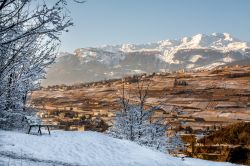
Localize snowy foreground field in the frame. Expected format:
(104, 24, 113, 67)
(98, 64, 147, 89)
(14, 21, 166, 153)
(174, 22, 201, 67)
(0, 130, 240, 166)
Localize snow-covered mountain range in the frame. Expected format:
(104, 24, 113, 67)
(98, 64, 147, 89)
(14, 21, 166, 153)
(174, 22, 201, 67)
(43, 33, 250, 85)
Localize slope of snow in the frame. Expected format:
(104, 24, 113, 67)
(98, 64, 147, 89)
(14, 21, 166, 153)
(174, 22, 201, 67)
(74, 48, 125, 66)
(223, 56, 233, 63)
(0, 130, 240, 166)
(195, 62, 226, 70)
(183, 158, 241, 166)
(227, 42, 248, 51)
(161, 50, 180, 64)
(189, 55, 203, 63)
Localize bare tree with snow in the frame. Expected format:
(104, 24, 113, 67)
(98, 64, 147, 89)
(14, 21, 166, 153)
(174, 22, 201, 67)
(0, 0, 74, 129)
(108, 77, 185, 153)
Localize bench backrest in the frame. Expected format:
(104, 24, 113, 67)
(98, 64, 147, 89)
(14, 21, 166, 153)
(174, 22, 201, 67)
(25, 115, 41, 125)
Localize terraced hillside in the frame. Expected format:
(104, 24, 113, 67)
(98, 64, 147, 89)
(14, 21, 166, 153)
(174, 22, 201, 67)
(30, 65, 250, 132)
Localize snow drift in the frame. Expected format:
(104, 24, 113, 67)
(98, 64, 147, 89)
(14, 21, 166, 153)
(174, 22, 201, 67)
(0, 130, 239, 166)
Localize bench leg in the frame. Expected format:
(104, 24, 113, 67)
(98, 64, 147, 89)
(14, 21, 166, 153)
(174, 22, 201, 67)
(28, 126, 32, 134)
(38, 126, 42, 135)
(47, 126, 51, 135)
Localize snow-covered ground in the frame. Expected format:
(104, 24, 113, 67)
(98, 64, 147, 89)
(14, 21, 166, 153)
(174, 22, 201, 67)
(0, 130, 240, 166)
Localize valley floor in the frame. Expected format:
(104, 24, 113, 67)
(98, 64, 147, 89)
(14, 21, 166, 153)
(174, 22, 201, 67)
(0, 130, 241, 166)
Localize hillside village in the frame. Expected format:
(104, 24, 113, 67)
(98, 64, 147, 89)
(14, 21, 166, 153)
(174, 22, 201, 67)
(29, 65, 250, 163)
(31, 65, 250, 130)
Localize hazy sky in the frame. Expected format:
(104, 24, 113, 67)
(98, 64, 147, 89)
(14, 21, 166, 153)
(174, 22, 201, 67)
(60, 0, 250, 52)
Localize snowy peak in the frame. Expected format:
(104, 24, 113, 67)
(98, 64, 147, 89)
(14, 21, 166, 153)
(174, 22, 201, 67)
(211, 32, 234, 41)
(189, 33, 204, 47)
(74, 47, 125, 65)
(94, 33, 249, 54)
(71, 32, 250, 70)
(177, 33, 247, 51)
(70, 33, 250, 67)
(220, 33, 233, 41)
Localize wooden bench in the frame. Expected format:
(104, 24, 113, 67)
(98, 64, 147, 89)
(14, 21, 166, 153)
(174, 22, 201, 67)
(27, 124, 54, 135)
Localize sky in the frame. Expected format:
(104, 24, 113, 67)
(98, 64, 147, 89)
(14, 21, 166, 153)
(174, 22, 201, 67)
(60, 0, 250, 52)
